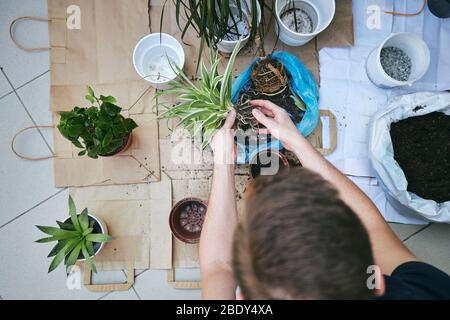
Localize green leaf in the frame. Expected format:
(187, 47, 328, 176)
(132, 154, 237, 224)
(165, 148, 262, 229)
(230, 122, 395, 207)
(81, 242, 97, 273)
(99, 95, 117, 104)
(79, 208, 89, 231)
(65, 242, 82, 270)
(87, 86, 95, 97)
(82, 228, 94, 237)
(85, 240, 95, 256)
(48, 240, 67, 258)
(68, 196, 81, 232)
(36, 225, 80, 238)
(35, 236, 58, 243)
(85, 233, 113, 243)
(101, 102, 121, 116)
(85, 95, 95, 104)
(48, 241, 73, 273)
(56, 221, 76, 231)
(78, 150, 87, 157)
(102, 130, 113, 147)
(72, 140, 84, 149)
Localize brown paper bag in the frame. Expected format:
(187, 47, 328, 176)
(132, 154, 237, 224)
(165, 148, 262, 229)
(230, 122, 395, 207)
(48, 0, 161, 187)
(70, 173, 172, 290)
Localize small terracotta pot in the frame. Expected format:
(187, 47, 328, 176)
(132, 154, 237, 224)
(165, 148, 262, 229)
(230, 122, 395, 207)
(249, 150, 290, 179)
(99, 133, 133, 157)
(169, 197, 208, 244)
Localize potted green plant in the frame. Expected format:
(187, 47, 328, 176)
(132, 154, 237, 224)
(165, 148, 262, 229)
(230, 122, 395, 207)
(35, 196, 112, 273)
(57, 87, 138, 159)
(166, 0, 268, 55)
(157, 40, 242, 148)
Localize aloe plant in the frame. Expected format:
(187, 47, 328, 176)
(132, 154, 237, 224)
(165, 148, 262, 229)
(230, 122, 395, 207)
(158, 39, 242, 148)
(36, 196, 112, 273)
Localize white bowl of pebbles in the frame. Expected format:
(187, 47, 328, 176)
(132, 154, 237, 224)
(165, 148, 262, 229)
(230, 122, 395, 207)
(217, 0, 262, 54)
(133, 33, 185, 89)
(275, 0, 336, 46)
(366, 33, 430, 88)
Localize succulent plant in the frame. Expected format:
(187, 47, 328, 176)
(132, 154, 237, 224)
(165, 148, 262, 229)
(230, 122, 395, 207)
(36, 196, 112, 273)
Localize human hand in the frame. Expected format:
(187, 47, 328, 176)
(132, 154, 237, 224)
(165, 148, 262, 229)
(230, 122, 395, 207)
(251, 100, 304, 152)
(210, 109, 237, 166)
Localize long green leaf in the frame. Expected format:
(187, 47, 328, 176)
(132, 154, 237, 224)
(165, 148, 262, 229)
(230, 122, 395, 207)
(65, 242, 82, 270)
(68, 196, 81, 232)
(81, 242, 97, 273)
(47, 240, 67, 258)
(85, 233, 113, 243)
(36, 226, 80, 238)
(48, 240, 78, 273)
(79, 208, 89, 231)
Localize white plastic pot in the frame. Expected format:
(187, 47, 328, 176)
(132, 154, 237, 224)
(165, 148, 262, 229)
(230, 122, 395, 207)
(275, 0, 335, 47)
(217, 0, 262, 53)
(366, 33, 430, 88)
(63, 214, 108, 261)
(133, 33, 185, 90)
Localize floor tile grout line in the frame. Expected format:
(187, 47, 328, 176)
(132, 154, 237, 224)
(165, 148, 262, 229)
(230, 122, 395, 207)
(402, 223, 433, 242)
(98, 291, 112, 300)
(0, 67, 54, 155)
(122, 270, 142, 300)
(0, 188, 67, 230)
(0, 90, 14, 101)
(0, 69, 50, 102)
(131, 285, 142, 300)
(15, 70, 50, 92)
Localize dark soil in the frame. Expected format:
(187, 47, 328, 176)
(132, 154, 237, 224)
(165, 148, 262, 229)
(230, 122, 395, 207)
(235, 58, 305, 132)
(179, 202, 206, 233)
(390, 112, 450, 203)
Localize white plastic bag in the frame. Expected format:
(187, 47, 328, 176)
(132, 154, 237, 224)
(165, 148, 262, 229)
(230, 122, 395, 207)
(369, 92, 450, 223)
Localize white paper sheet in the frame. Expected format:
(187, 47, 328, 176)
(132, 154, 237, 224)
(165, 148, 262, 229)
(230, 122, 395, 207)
(319, 0, 449, 224)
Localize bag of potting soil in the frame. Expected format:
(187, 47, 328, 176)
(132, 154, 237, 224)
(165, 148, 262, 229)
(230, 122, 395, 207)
(231, 51, 319, 163)
(369, 92, 450, 223)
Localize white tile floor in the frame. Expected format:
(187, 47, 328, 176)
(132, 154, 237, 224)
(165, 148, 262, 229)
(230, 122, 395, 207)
(0, 0, 449, 300)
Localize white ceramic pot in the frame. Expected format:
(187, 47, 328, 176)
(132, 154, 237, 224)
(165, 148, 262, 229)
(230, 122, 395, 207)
(366, 32, 430, 88)
(217, 0, 262, 53)
(64, 214, 108, 261)
(133, 33, 185, 90)
(275, 0, 335, 47)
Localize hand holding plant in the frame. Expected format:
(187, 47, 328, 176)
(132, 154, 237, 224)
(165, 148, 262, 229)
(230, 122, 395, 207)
(57, 87, 138, 159)
(158, 40, 242, 148)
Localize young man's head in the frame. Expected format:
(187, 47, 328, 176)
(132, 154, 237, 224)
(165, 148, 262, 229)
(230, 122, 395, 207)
(233, 168, 376, 299)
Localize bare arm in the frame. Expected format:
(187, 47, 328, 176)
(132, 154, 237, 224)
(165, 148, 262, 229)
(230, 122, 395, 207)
(200, 111, 238, 300)
(251, 100, 417, 275)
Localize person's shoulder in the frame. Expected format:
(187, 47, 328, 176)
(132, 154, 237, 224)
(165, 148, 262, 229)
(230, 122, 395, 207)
(381, 261, 450, 300)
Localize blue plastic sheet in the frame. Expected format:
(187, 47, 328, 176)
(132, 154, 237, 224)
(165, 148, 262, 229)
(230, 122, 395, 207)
(231, 51, 319, 163)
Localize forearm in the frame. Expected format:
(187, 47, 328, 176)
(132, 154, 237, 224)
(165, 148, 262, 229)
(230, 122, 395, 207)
(289, 133, 416, 274)
(200, 164, 238, 273)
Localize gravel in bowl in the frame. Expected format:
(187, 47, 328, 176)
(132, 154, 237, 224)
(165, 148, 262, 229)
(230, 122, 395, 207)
(380, 46, 412, 82)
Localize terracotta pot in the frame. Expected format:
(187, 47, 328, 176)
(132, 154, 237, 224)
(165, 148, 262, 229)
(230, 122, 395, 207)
(169, 197, 208, 244)
(249, 150, 290, 179)
(99, 133, 133, 157)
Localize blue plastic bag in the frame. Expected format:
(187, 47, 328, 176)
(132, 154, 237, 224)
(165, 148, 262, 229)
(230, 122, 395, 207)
(231, 51, 319, 163)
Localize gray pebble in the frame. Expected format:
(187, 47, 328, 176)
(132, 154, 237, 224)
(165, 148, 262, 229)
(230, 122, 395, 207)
(380, 46, 412, 82)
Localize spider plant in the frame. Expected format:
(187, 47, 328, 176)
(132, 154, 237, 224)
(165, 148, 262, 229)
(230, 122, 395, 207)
(157, 39, 242, 148)
(35, 196, 112, 273)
